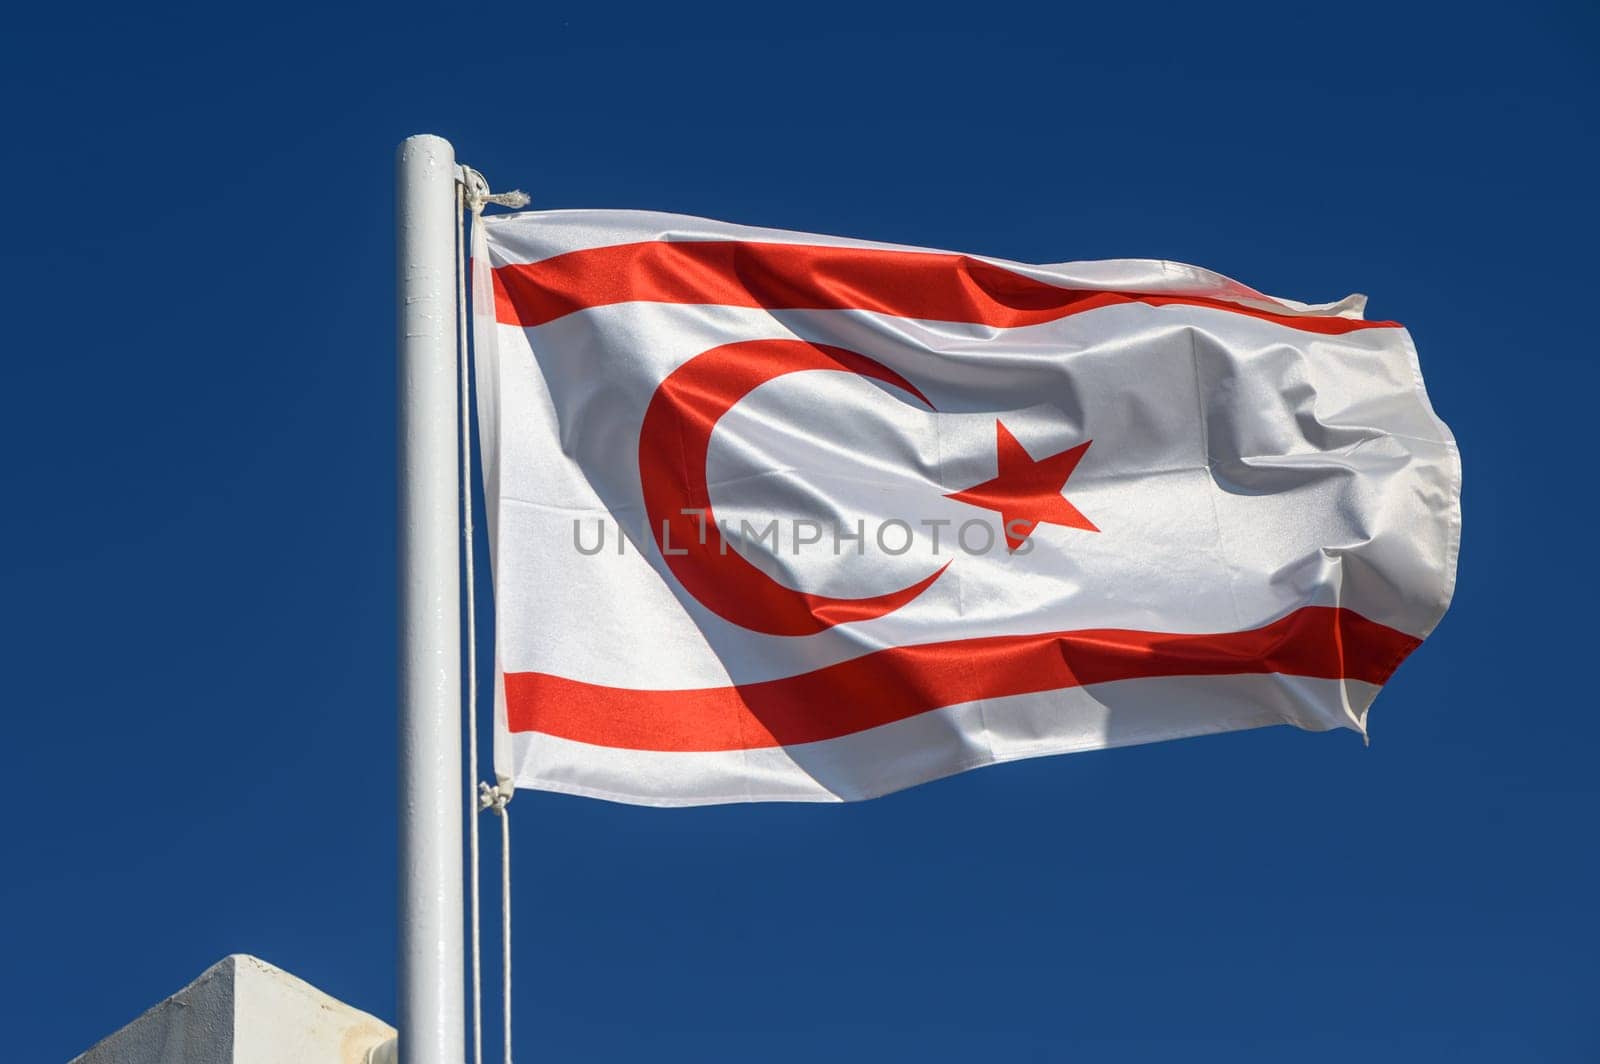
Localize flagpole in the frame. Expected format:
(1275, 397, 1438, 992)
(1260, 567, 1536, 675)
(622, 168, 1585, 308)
(396, 133, 466, 1064)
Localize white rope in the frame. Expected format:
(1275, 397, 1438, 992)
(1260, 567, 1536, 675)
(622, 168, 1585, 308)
(480, 781, 513, 1064)
(454, 177, 485, 1064)
(459, 162, 523, 1064)
(499, 797, 511, 1064)
(462, 168, 530, 212)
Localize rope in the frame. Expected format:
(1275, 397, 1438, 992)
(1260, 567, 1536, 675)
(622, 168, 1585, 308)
(458, 162, 524, 1064)
(480, 782, 513, 1064)
(454, 177, 485, 1064)
(462, 168, 530, 212)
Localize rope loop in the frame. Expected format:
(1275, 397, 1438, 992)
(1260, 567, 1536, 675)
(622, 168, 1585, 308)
(479, 780, 514, 814)
(459, 164, 531, 215)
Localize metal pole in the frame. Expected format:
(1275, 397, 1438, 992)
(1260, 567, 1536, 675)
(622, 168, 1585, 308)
(396, 133, 465, 1064)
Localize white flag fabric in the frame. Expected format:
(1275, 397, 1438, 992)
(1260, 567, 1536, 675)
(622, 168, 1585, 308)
(473, 209, 1460, 806)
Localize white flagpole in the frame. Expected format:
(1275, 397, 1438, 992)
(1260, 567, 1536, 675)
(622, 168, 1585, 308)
(396, 133, 466, 1064)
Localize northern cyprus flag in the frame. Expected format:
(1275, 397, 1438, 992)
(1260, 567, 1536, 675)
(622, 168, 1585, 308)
(473, 210, 1460, 806)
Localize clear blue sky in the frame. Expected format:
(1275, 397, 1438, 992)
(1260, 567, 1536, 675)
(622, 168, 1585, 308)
(4, 3, 1595, 1061)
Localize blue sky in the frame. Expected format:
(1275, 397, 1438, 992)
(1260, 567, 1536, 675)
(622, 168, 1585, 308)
(3, 2, 1596, 1061)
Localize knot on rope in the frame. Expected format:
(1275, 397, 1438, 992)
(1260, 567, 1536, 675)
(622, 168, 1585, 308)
(478, 780, 514, 814)
(459, 164, 531, 214)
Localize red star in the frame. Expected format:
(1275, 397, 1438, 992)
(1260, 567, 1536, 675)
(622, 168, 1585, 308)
(945, 420, 1099, 551)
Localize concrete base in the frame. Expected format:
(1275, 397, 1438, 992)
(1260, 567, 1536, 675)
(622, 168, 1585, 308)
(70, 955, 397, 1064)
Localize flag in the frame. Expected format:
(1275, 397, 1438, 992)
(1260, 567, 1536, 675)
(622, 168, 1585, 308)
(472, 210, 1460, 806)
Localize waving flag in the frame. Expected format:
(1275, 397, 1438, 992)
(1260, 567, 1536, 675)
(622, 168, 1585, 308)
(473, 210, 1460, 806)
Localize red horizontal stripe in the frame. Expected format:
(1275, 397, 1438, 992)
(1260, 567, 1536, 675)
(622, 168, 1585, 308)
(492, 240, 1397, 335)
(505, 606, 1420, 752)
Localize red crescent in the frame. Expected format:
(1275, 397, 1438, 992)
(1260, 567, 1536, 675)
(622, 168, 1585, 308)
(638, 339, 950, 637)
